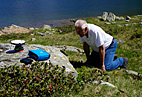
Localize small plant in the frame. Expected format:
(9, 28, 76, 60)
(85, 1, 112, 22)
(130, 30, 142, 40)
(0, 62, 81, 96)
(0, 62, 108, 96)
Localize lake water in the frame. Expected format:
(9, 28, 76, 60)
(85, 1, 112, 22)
(0, 0, 142, 28)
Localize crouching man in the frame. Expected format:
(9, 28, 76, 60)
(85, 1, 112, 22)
(75, 20, 128, 71)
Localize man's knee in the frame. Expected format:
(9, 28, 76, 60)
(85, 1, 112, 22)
(105, 65, 112, 71)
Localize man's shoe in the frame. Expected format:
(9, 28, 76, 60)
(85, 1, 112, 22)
(120, 58, 128, 70)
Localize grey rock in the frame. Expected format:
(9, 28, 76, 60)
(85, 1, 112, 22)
(102, 12, 116, 21)
(126, 70, 142, 78)
(0, 43, 78, 78)
(45, 31, 53, 35)
(29, 27, 35, 30)
(125, 20, 130, 22)
(93, 80, 116, 88)
(112, 22, 116, 24)
(36, 32, 45, 36)
(41, 25, 51, 30)
(97, 16, 102, 19)
(0, 62, 6, 67)
(92, 80, 100, 84)
(117, 25, 123, 27)
(36, 31, 53, 36)
(70, 19, 76, 23)
(105, 22, 111, 25)
(124, 24, 130, 26)
(107, 12, 116, 21)
(1, 25, 31, 35)
(139, 22, 142, 26)
(126, 16, 131, 20)
(58, 30, 63, 34)
(6, 39, 12, 42)
(100, 80, 116, 88)
(52, 45, 84, 54)
(117, 39, 125, 44)
(31, 38, 36, 41)
(137, 15, 142, 17)
(9, 24, 19, 29)
(132, 23, 137, 25)
(102, 12, 108, 21)
(116, 16, 125, 21)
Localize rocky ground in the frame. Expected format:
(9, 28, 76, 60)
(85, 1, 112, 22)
(0, 43, 79, 77)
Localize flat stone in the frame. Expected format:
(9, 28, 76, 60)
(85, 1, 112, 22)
(105, 22, 111, 25)
(93, 80, 116, 88)
(0, 43, 78, 78)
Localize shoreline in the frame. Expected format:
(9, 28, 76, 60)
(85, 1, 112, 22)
(0, 16, 93, 29)
(1, 14, 142, 29)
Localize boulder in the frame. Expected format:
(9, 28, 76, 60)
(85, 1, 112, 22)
(29, 27, 35, 30)
(126, 16, 131, 20)
(102, 12, 108, 21)
(102, 12, 116, 21)
(0, 24, 31, 35)
(107, 12, 116, 21)
(41, 25, 51, 30)
(0, 43, 78, 78)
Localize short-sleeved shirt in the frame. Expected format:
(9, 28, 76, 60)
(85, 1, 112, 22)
(80, 24, 113, 52)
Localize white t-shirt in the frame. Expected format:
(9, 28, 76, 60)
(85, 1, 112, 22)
(80, 24, 113, 52)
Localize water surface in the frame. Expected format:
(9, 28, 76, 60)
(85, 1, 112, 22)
(0, 0, 142, 28)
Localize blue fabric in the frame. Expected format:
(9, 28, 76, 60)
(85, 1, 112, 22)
(29, 49, 50, 61)
(90, 39, 123, 71)
(105, 39, 123, 71)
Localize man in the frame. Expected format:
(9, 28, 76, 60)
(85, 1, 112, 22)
(75, 20, 128, 71)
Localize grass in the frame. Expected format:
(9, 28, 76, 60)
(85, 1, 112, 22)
(0, 15, 142, 96)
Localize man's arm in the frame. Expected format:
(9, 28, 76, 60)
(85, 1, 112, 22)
(83, 42, 90, 64)
(99, 44, 106, 71)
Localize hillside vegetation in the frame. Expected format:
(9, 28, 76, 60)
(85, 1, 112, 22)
(0, 15, 142, 96)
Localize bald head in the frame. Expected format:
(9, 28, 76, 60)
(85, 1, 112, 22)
(75, 20, 88, 31)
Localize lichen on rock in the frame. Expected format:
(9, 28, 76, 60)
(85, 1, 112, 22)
(0, 43, 78, 77)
